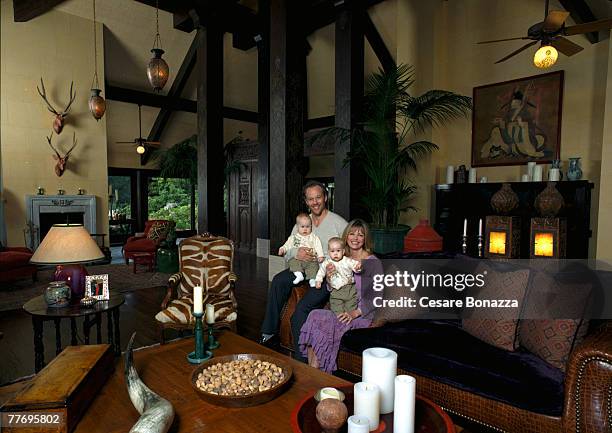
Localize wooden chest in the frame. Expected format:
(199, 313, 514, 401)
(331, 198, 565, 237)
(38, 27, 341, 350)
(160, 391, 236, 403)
(1, 345, 114, 433)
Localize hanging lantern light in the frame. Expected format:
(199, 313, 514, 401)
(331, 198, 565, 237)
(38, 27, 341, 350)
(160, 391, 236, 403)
(147, 0, 169, 92)
(89, 0, 106, 120)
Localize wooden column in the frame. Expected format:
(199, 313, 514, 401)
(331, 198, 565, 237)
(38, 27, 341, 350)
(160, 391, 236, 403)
(335, 2, 365, 220)
(196, 23, 225, 235)
(269, 0, 307, 252)
(257, 0, 270, 250)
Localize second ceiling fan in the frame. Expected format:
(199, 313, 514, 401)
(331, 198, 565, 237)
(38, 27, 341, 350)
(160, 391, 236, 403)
(478, 0, 612, 68)
(116, 104, 161, 154)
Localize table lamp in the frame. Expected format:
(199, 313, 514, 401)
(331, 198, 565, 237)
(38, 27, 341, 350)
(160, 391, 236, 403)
(30, 224, 105, 300)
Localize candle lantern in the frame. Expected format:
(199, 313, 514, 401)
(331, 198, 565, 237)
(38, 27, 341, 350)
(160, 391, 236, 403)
(484, 216, 521, 259)
(530, 217, 566, 258)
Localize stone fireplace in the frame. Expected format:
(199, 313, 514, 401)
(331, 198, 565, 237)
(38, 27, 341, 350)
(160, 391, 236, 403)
(26, 195, 97, 250)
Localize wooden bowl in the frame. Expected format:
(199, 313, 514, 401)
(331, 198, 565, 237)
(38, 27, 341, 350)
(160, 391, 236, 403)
(190, 353, 293, 408)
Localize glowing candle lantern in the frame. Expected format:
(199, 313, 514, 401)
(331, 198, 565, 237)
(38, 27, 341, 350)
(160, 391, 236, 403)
(488, 231, 507, 255)
(533, 232, 554, 257)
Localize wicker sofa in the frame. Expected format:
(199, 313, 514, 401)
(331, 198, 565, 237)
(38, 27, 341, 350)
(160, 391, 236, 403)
(279, 279, 612, 433)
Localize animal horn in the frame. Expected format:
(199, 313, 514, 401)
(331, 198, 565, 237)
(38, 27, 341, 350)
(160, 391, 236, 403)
(64, 132, 77, 158)
(37, 78, 60, 115)
(46, 131, 61, 159)
(124, 333, 175, 433)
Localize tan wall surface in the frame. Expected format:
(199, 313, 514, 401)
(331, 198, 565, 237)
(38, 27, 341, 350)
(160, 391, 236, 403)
(1, 2, 109, 246)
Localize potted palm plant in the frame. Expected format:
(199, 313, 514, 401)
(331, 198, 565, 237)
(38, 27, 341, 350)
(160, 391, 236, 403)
(318, 64, 471, 254)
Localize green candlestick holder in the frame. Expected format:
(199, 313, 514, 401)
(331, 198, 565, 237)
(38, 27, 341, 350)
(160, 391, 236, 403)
(207, 324, 220, 350)
(187, 312, 212, 364)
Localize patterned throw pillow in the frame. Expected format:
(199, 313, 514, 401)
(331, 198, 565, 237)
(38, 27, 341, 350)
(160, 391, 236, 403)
(518, 270, 591, 371)
(519, 319, 588, 371)
(462, 264, 530, 351)
(146, 221, 171, 241)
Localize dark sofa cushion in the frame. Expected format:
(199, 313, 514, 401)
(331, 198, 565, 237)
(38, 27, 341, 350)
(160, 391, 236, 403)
(340, 320, 565, 417)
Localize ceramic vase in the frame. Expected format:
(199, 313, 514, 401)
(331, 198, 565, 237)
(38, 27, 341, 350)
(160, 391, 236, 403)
(490, 183, 519, 214)
(567, 157, 583, 181)
(535, 182, 564, 217)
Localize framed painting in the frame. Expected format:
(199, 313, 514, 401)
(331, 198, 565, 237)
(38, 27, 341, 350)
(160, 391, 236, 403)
(85, 274, 109, 301)
(471, 71, 563, 167)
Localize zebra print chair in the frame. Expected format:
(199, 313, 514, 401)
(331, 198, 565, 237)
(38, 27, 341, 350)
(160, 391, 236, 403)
(155, 233, 238, 343)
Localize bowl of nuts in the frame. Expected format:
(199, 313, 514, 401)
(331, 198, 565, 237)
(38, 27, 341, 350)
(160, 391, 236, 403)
(191, 353, 293, 407)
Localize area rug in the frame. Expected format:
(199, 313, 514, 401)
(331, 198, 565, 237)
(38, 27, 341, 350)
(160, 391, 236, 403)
(0, 264, 171, 312)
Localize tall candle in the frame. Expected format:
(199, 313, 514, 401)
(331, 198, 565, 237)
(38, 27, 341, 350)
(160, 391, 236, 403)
(463, 219, 467, 237)
(193, 286, 203, 314)
(205, 303, 215, 324)
(115, 189, 119, 202)
(362, 348, 397, 414)
(445, 165, 454, 184)
(348, 415, 370, 433)
(393, 375, 416, 433)
(521, 174, 530, 182)
(468, 168, 477, 183)
(527, 161, 536, 180)
(533, 165, 543, 181)
(108, 184, 113, 196)
(478, 219, 483, 236)
(353, 382, 380, 431)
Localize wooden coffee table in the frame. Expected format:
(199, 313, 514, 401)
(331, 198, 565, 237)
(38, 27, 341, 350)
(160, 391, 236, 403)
(76, 332, 349, 433)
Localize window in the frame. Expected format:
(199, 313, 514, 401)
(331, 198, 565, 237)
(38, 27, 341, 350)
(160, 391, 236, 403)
(147, 177, 197, 230)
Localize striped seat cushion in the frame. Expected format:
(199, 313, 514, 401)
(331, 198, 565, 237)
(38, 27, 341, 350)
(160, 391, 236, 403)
(155, 295, 237, 325)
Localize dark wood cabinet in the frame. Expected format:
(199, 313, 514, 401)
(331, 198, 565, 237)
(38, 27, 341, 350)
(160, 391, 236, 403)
(433, 180, 593, 259)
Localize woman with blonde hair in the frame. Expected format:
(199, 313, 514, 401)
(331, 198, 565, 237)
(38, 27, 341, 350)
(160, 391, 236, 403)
(298, 219, 383, 372)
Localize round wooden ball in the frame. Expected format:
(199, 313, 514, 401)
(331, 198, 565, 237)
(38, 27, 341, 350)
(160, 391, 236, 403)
(315, 398, 348, 432)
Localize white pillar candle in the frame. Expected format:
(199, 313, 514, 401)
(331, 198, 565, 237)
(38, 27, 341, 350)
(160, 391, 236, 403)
(445, 165, 454, 184)
(205, 303, 215, 324)
(393, 375, 416, 433)
(463, 219, 467, 237)
(193, 286, 203, 314)
(353, 382, 380, 431)
(362, 348, 397, 414)
(468, 168, 477, 183)
(479, 176, 488, 183)
(348, 415, 370, 433)
(478, 219, 483, 236)
(533, 165, 543, 181)
(527, 161, 536, 180)
(521, 174, 530, 182)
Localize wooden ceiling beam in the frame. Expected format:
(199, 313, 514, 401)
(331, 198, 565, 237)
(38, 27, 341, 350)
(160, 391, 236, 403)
(13, 0, 66, 22)
(363, 12, 395, 72)
(558, 0, 599, 43)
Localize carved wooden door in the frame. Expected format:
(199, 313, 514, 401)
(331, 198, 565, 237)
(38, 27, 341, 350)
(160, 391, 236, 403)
(227, 141, 258, 252)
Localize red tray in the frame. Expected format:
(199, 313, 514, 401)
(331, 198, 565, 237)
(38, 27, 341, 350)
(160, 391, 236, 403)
(290, 385, 454, 433)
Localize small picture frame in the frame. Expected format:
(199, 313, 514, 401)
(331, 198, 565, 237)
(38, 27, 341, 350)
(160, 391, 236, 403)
(85, 274, 109, 300)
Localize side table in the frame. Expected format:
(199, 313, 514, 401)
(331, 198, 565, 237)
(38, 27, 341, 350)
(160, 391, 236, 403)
(23, 293, 125, 372)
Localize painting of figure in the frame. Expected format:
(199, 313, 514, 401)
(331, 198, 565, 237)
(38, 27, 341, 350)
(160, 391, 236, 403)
(471, 71, 563, 167)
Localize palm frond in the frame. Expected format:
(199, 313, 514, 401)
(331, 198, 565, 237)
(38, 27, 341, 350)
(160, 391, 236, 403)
(156, 135, 198, 183)
(400, 90, 472, 135)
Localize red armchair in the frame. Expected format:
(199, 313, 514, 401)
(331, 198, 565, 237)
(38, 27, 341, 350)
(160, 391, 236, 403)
(122, 220, 175, 265)
(0, 247, 37, 283)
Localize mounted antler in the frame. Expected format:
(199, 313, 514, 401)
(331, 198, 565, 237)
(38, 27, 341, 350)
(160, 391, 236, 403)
(46, 131, 77, 177)
(37, 78, 76, 134)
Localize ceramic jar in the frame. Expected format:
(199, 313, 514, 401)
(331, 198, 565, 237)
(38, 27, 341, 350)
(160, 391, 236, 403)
(44, 280, 71, 307)
(535, 182, 564, 217)
(567, 157, 583, 181)
(491, 183, 519, 214)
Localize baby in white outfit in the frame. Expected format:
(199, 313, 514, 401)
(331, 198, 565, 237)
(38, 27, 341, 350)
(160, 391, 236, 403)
(278, 213, 324, 285)
(315, 237, 361, 314)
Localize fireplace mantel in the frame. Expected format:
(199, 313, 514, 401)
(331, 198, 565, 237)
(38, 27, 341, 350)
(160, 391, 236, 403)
(26, 195, 97, 249)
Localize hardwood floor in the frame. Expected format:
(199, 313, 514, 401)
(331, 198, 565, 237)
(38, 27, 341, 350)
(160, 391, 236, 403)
(0, 251, 270, 385)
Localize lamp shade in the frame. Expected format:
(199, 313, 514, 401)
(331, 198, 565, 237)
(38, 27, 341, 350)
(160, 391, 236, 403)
(533, 45, 558, 69)
(30, 224, 104, 265)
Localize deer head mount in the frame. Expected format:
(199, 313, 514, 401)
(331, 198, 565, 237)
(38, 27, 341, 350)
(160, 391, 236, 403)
(37, 78, 76, 135)
(46, 131, 77, 177)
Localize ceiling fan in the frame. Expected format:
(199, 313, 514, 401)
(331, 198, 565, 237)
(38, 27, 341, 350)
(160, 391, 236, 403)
(477, 0, 612, 68)
(116, 105, 160, 154)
